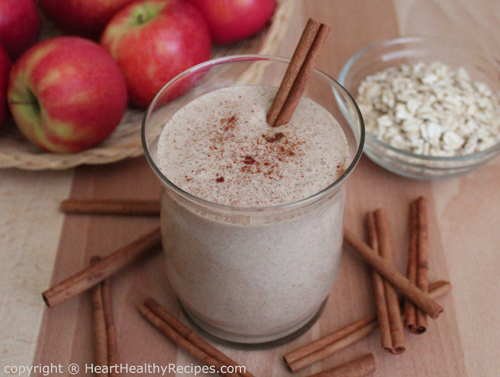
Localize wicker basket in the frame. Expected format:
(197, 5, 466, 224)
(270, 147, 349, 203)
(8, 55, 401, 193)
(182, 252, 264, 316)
(0, 0, 294, 170)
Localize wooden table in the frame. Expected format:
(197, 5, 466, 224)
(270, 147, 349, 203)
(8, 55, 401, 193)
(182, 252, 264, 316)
(1, 1, 499, 376)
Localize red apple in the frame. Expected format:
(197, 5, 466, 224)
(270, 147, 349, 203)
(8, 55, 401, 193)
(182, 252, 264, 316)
(101, 0, 212, 109)
(8, 37, 128, 153)
(0, 0, 41, 60)
(188, 0, 276, 44)
(0, 45, 11, 129)
(39, 0, 136, 40)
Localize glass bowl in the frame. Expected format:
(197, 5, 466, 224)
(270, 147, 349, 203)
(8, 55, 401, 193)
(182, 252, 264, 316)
(338, 36, 500, 179)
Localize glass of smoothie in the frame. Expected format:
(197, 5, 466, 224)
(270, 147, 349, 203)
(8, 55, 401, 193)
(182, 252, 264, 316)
(142, 55, 364, 346)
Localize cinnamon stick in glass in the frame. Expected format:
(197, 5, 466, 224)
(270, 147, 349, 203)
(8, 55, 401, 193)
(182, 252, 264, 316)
(144, 298, 255, 377)
(284, 281, 451, 372)
(138, 305, 240, 377)
(373, 209, 405, 354)
(267, 18, 320, 127)
(60, 199, 161, 216)
(343, 228, 443, 319)
(306, 353, 376, 377)
(42, 227, 162, 308)
(267, 19, 330, 128)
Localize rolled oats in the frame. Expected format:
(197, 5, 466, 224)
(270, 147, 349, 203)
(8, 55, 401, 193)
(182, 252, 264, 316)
(357, 62, 500, 156)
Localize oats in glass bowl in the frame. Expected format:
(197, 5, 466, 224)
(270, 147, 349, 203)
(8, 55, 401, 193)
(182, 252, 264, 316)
(338, 36, 500, 179)
(356, 61, 500, 157)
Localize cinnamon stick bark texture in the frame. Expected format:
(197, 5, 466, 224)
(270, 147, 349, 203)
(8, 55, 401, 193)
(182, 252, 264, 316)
(89, 257, 108, 377)
(286, 317, 377, 372)
(144, 299, 255, 377)
(266, 18, 320, 127)
(60, 199, 161, 216)
(373, 209, 405, 354)
(343, 228, 444, 319)
(101, 279, 118, 377)
(366, 212, 394, 353)
(305, 353, 376, 377)
(284, 315, 374, 369)
(404, 201, 419, 333)
(416, 196, 429, 331)
(273, 24, 330, 127)
(283, 281, 451, 372)
(138, 305, 241, 377)
(267, 18, 330, 128)
(42, 227, 162, 308)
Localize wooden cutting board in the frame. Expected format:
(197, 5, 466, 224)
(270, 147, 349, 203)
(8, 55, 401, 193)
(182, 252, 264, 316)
(33, 1, 467, 376)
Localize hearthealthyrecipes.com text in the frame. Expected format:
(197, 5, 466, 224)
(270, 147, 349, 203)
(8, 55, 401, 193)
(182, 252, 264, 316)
(4, 363, 247, 376)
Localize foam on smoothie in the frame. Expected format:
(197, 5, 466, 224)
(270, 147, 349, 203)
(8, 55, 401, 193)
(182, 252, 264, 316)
(157, 86, 348, 208)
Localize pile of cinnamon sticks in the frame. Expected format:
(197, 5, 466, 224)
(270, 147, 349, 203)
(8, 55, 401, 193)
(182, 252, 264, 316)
(283, 196, 450, 375)
(52, 198, 380, 377)
(50, 194, 450, 377)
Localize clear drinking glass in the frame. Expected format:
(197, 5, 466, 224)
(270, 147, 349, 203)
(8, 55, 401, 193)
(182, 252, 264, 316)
(142, 55, 364, 346)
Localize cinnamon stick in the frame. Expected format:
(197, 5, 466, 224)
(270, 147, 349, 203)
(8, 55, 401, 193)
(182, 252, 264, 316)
(144, 299, 255, 377)
(373, 209, 405, 354)
(306, 353, 376, 377)
(267, 18, 320, 127)
(343, 228, 443, 319)
(404, 201, 419, 333)
(138, 305, 240, 377)
(286, 318, 377, 372)
(42, 227, 162, 308)
(416, 196, 429, 331)
(101, 279, 118, 377)
(89, 257, 108, 377)
(60, 199, 161, 216)
(267, 19, 330, 128)
(284, 314, 374, 368)
(284, 281, 451, 372)
(366, 212, 394, 353)
(274, 24, 330, 127)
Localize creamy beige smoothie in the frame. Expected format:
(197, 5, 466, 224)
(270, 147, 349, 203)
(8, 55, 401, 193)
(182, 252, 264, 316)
(156, 85, 349, 343)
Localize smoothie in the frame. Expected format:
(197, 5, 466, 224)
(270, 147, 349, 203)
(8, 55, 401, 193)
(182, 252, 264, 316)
(155, 85, 350, 343)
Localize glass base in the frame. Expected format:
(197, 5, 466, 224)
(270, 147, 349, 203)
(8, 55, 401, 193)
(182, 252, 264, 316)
(179, 299, 327, 350)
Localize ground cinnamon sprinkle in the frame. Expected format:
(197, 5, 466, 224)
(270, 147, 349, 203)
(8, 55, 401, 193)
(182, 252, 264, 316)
(222, 115, 238, 132)
(263, 132, 285, 143)
(237, 131, 302, 180)
(156, 86, 349, 208)
(243, 156, 257, 165)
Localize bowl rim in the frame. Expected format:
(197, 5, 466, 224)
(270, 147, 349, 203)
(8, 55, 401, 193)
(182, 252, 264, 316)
(338, 35, 500, 162)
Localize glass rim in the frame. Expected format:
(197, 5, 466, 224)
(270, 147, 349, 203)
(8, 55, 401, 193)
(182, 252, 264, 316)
(338, 35, 500, 162)
(142, 54, 365, 212)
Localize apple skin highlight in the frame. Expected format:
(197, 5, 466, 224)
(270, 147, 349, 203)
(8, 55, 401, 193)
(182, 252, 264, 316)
(7, 37, 128, 153)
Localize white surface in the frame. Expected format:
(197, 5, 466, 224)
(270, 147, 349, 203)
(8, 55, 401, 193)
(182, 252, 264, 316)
(0, 169, 73, 370)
